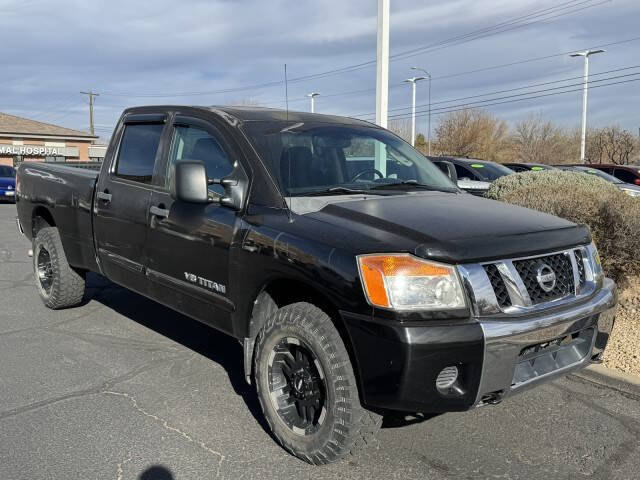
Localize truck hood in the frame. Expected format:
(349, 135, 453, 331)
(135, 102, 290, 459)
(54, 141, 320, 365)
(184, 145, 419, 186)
(305, 192, 590, 263)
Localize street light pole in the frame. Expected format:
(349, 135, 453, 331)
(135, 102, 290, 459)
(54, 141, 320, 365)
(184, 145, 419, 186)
(306, 92, 320, 113)
(403, 76, 425, 146)
(375, 0, 390, 128)
(570, 49, 605, 163)
(411, 67, 431, 154)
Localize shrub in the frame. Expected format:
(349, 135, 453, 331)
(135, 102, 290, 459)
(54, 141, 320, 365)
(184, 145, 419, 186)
(486, 171, 640, 284)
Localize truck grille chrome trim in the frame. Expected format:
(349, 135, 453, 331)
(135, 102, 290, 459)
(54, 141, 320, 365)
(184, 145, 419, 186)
(459, 245, 600, 317)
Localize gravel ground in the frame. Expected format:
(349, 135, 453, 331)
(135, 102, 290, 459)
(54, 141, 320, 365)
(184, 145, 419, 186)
(604, 282, 640, 376)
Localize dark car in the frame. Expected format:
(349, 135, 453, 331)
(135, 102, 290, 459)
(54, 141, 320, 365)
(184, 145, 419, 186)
(427, 156, 514, 182)
(0, 165, 16, 202)
(556, 165, 640, 197)
(15, 106, 616, 464)
(503, 162, 556, 172)
(581, 164, 640, 185)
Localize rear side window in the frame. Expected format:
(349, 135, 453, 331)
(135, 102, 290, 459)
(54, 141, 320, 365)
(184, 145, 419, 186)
(613, 168, 640, 184)
(115, 123, 164, 183)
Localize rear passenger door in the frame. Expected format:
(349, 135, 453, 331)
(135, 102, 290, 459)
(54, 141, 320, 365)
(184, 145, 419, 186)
(94, 114, 168, 294)
(143, 114, 246, 334)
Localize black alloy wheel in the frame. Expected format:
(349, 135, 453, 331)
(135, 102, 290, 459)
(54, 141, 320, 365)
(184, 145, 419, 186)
(36, 245, 54, 296)
(268, 337, 327, 436)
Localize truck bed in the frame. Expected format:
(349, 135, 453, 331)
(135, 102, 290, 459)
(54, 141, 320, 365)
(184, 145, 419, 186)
(16, 162, 99, 272)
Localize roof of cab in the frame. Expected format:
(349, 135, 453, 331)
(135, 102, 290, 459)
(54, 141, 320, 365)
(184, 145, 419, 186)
(122, 105, 376, 128)
(209, 106, 376, 127)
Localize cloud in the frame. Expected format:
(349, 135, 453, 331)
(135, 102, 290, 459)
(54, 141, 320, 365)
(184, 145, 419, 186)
(1, 0, 638, 136)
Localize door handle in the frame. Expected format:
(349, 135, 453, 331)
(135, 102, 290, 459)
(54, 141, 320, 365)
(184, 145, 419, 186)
(97, 191, 112, 202)
(150, 205, 170, 219)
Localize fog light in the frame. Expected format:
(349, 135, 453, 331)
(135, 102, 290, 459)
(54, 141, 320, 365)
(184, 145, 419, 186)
(436, 365, 459, 391)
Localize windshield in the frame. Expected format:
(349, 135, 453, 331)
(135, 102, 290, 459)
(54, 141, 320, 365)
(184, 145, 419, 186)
(241, 121, 457, 196)
(466, 161, 514, 181)
(0, 166, 15, 178)
(571, 166, 623, 183)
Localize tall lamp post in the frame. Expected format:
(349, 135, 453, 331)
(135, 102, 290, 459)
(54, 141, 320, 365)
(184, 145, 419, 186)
(306, 92, 320, 113)
(411, 66, 431, 154)
(570, 49, 605, 163)
(403, 76, 425, 147)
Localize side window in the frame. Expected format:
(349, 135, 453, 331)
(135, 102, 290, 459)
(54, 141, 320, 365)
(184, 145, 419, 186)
(454, 164, 473, 180)
(115, 123, 164, 183)
(168, 125, 234, 196)
(613, 169, 638, 184)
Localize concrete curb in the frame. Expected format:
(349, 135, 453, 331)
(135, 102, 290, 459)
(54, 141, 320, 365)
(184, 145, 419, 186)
(571, 364, 640, 397)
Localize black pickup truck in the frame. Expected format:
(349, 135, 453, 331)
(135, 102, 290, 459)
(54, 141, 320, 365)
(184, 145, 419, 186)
(15, 106, 616, 465)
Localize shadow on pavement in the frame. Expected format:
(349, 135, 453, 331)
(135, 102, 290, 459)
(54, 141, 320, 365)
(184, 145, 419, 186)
(83, 273, 273, 437)
(139, 465, 174, 480)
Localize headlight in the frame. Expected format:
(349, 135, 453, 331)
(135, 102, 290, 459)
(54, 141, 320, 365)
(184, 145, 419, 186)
(621, 188, 640, 197)
(357, 254, 466, 310)
(586, 242, 604, 284)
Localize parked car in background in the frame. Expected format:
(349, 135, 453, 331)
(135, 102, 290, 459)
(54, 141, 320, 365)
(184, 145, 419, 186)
(427, 156, 514, 183)
(430, 158, 491, 196)
(581, 164, 640, 186)
(0, 165, 16, 202)
(503, 162, 556, 172)
(556, 165, 640, 197)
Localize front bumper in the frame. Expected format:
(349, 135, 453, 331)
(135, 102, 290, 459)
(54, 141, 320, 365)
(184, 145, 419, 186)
(343, 278, 616, 413)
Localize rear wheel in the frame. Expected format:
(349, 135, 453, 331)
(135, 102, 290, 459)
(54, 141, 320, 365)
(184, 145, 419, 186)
(33, 227, 85, 309)
(254, 302, 382, 464)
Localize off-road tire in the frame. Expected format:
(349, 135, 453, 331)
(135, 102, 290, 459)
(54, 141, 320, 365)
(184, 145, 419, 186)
(254, 302, 382, 464)
(33, 227, 85, 309)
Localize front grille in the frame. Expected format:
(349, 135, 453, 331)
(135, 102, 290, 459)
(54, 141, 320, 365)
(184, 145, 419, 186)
(513, 253, 574, 304)
(574, 249, 586, 289)
(484, 264, 511, 307)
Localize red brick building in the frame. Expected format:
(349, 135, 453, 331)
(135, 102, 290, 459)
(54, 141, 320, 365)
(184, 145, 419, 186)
(0, 112, 106, 168)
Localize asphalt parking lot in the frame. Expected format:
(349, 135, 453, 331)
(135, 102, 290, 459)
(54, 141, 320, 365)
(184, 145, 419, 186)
(0, 203, 639, 480)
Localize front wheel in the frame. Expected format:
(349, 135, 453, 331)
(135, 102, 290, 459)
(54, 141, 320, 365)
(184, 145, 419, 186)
(33, 227, 85, 309)
(254, 302, 382, 464)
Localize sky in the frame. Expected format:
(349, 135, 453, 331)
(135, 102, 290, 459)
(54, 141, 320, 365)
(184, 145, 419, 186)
(1, 0, 639, 140)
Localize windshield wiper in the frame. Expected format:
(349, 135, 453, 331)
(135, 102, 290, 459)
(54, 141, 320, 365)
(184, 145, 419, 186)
(369, 180, 457, 192)
(299, 187, 385, 197)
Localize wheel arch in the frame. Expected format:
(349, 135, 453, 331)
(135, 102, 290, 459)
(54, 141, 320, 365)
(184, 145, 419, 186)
(243, 277, 362, 393)
(31, 206, 56, 238)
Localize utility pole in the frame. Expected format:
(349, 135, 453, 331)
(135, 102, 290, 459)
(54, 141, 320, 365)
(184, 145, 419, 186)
(375, 0, 390, 177)
(375, 0, 389, 128)
(411, 66, 431, 154)
(80, 91, 100, 136)
(306, 92, 320, 113)
(403, 77, 425, 146)
(570, 49, 604, 163)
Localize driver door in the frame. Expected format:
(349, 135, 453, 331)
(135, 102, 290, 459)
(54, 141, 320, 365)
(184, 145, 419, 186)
(144, 115, 245, 334)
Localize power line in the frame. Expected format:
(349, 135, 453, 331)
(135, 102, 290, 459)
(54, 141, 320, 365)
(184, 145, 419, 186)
(98, 0, 605, 99)
(350, 64, 640, 117)
(262, 35, 640, 108)
(359, 76, 640, 122)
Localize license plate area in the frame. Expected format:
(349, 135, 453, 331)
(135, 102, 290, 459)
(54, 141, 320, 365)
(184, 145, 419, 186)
(512, 327, 594, 387)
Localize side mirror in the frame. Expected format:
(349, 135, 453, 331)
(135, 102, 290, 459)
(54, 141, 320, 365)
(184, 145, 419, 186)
(171, 160, 247, 210)
(171, 161, 209, 203)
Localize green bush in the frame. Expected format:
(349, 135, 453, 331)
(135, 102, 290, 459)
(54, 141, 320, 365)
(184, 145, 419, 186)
(486, 171, 640, 284)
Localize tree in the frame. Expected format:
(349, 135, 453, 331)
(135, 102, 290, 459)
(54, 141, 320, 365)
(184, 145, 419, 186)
(434, 109, 510, 162)
(512, 114, 567, 165)
(586, 126, 636, 165)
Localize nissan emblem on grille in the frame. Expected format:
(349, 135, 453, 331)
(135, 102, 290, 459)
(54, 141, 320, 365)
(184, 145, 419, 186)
(536, 263, 556, 292)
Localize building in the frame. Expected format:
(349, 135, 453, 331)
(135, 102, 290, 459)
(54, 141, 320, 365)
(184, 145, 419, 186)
(0, 112, 106, 168)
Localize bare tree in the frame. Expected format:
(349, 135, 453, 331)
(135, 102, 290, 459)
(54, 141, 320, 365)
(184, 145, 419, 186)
(512, 114, 567, 165)
(434, 109, 510, 162)
(587, 126, 636, 165)
(388, 119, 412, 143)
